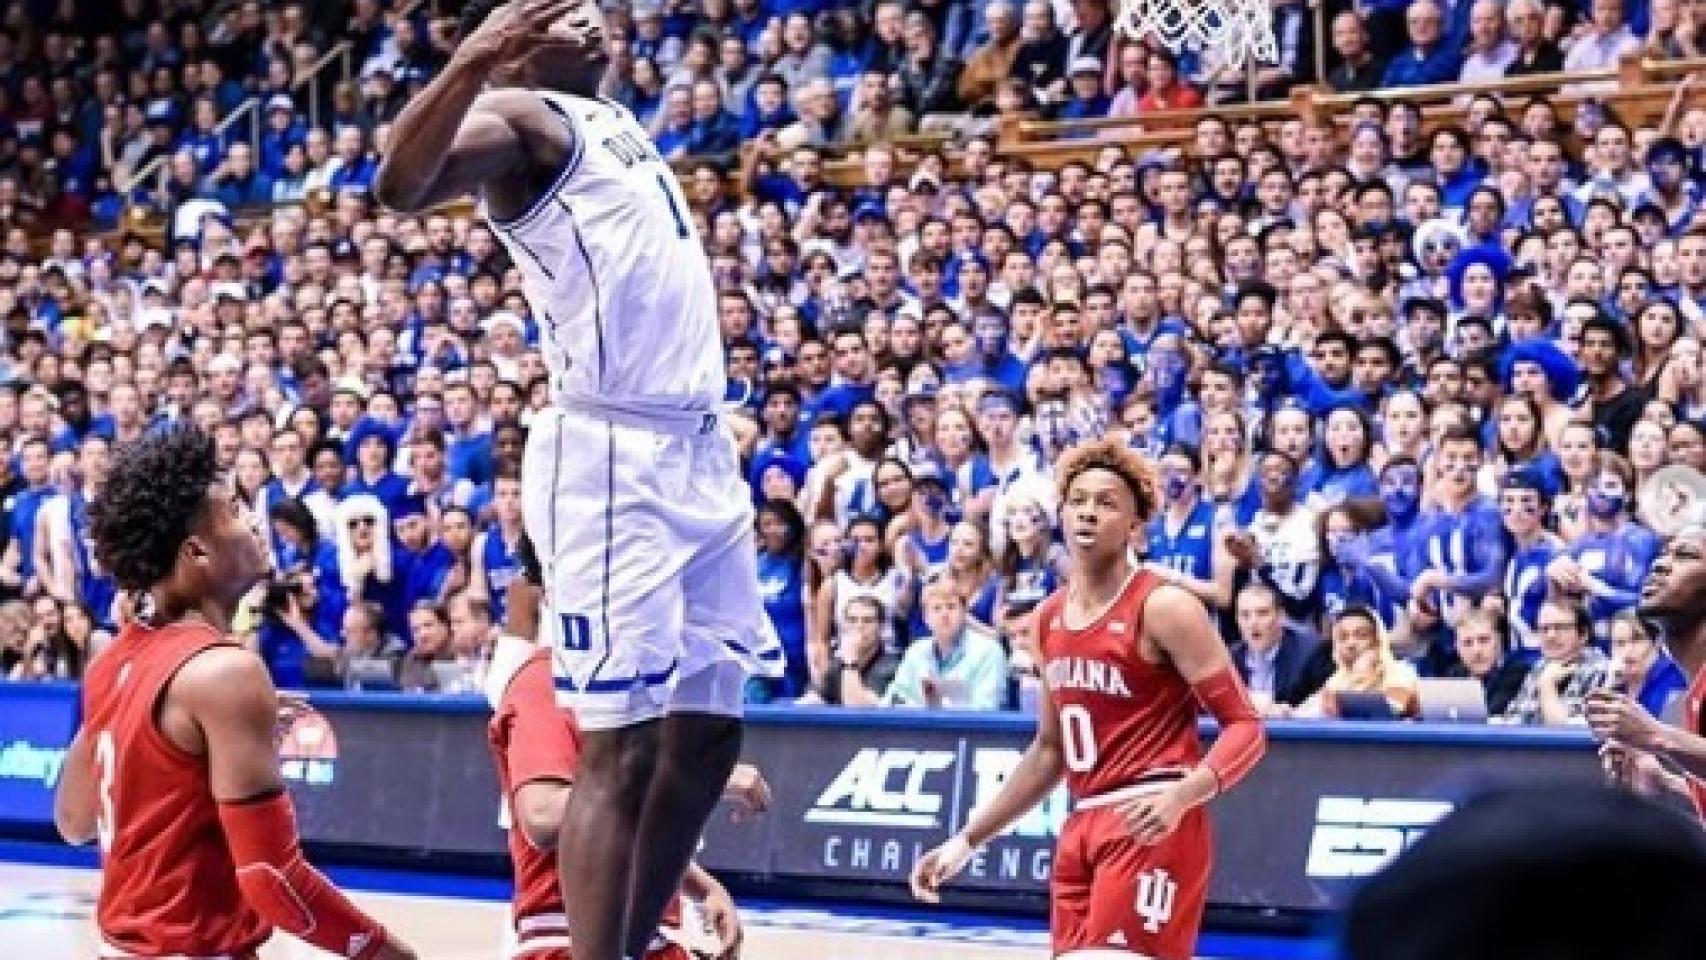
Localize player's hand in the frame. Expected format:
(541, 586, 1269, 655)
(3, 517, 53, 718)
(699, 875, 744, 960)
(1600, 740, 1633, 785)
(505, 576, 542, 645)
(1586, 689, 1665, 751)
(1600, 741, 1669, 796)
(909, 835, 975, 903)
(457, 0, 592, 68)
(1118, 787, 1188, 846)
(722, 763, 773, 822)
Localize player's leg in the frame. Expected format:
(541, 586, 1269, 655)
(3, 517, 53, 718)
(1078, 804, 1213, 960)
(560, 720, 663, 960)
(1051, 812, 1097, 954)
(620, 699, 744, 959)
(620, 506, 766, 958)
(526, 412, 685, 960)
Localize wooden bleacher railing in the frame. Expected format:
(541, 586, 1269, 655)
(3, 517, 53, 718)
(814, 53, 1706, 190)
(88, 52, 1706, 249)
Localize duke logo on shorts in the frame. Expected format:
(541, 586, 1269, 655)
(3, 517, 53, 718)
(488, 90, 783, 729)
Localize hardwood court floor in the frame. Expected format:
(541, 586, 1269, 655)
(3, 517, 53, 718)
(0, 859, 1324, 959)
(0, 860, 1043, 959)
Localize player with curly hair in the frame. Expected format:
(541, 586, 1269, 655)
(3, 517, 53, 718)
(911, 437, 1267, 960)
(53, 426, 415, 960)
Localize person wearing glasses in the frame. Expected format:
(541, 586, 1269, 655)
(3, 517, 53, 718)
(1501, 599, 1613, 725)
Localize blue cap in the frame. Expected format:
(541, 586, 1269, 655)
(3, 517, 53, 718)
(1503, 467, 1551, 499)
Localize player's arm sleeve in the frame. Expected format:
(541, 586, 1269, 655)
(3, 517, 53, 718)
(501, 656, 579, 792)
(1193, 667, 1266, 797)
(219, 792, 390, 959)
(1149, 585, 1267, 797)
(184, 647, 391, 958)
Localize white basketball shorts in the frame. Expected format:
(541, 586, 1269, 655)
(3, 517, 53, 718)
(521, 405, 784, 731)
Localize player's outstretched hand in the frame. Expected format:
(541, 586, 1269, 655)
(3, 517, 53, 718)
(458, 0, 597, 67)
(723, 763, 773, 822)
(1585, 689, 1664, 751)
(909, 835, 974, 903)
(1118, 788, 1187, 846)
(699, 876, 745, 960)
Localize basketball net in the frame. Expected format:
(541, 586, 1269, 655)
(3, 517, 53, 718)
(1115, 0, 1278, 71)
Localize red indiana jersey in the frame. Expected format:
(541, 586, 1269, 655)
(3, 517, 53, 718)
(78, 621, 271, 958)
(1037, 570, 1201, 801)
(487, 652, 686, 960)
(1685, 663, 1706, 823)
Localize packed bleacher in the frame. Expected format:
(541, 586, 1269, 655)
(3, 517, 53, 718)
(1, 0, 1704, 726)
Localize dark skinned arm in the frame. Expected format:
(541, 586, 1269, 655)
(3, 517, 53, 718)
(373, 0, 582, 214)
(54, 729, 99, 845)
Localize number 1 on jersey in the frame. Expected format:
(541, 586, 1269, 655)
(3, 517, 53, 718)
(655, 174, 689, 239)
(1060, 704, 1098, 773)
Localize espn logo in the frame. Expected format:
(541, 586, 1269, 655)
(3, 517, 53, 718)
(805, 748, 956, 829)
(1304, 796, 1453, 879)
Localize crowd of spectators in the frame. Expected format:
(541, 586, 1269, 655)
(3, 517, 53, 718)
(1, 0, 1705, 725)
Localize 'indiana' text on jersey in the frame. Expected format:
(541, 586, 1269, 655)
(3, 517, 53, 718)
(1046, 656, 1135, 697)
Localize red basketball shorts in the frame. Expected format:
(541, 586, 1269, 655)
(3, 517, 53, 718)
(1050, 786, 1213, 960)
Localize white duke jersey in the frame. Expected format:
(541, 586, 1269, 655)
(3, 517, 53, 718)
(488, 90, 724, 408)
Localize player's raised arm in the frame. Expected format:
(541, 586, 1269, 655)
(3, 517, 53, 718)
(373, 0, 586, 214)
(910, 681, 1066, 902)
(180, 646, 414, 960)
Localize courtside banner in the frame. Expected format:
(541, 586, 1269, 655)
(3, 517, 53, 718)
(0, 683, 79, 830)
(694, 714, 1601, 911)
(0, 688, 1603, 913)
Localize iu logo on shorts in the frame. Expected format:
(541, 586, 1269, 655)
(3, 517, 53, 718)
(1135, 868, 1178, 934)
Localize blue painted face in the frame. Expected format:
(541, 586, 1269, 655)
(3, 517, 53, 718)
(1380, 465, 1422, 521)
(1149, 348, 1186, 405)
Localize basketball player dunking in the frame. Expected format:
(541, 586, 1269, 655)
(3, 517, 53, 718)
(912, 439, 1266, 960)
(1589, 521, 1706, 821)
(376, 4, 783, 960)
(54, 426, 413, 959)
(486, 535, 762, 960)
